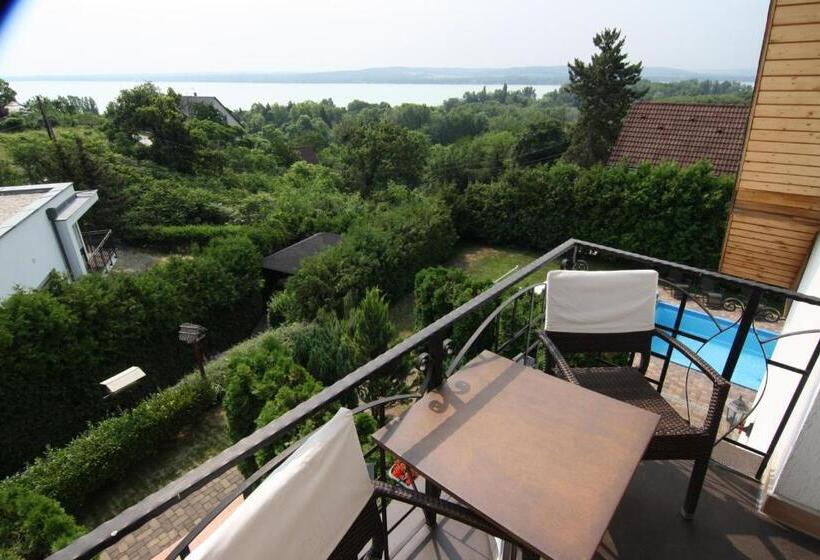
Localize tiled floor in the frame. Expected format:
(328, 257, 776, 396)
(388, 461, 820, 559)
(99, 468, 244, 560)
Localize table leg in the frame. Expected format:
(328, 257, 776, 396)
(424, 481, 441, 527)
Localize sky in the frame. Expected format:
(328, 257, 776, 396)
(0, 0, 770, 76)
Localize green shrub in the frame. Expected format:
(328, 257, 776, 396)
(222, 335, 323, 474)
(281, 188, 457, 320)
(122, 223, 288, 254)
(414, 267, 493, 356)
(0, 236, 263, 476)
(0, 484, 83, 560)
(455, 161, 733, 269)
(7, 376, 216, 513)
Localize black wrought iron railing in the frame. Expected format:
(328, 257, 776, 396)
(48, 239, 820, 560)
(82, 229, 117, 273)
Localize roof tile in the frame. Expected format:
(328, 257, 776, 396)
(608, 102, 750, 175)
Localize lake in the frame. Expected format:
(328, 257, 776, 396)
(8, 81, 562, 110)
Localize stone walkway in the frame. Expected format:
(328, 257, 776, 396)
(100, 468, 244, 560)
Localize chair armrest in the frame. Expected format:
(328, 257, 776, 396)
(654, 328, 730, 435)
(372, 480, 528, 548)
(537, 331, 578, 384)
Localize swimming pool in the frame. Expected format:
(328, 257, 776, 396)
(652, 302, 776, 391)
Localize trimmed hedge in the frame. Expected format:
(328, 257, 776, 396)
(7, 376, 216, 514)
(455, 161, 734, 269)
(0, 484, 84, 560)
(121, 223, 288, 254)
(0, 236, 264, 476)
(279, 188, 458, 320)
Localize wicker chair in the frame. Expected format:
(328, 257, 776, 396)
(167, 402, 535, 560)
(538, 269, 730, 520)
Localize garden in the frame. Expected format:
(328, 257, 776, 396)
(0, 31, 743, 558)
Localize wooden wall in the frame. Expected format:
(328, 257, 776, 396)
(720, 0, 820, 287)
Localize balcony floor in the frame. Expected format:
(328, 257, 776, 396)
(388, 459, 820, 559)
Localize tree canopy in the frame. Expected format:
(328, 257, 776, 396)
(563, 28, 645, 166)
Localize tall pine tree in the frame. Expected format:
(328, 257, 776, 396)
(564, 29, 645, 166)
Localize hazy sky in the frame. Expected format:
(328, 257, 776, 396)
(0, 0, 769, 76)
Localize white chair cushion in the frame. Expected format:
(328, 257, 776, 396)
(545, 269, 658, 334)
(187, 408, 373, 560)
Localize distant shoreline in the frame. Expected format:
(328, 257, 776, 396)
(4, 65, 756, 85)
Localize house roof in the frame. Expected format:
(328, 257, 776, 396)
(179, 95, 242, 127)
(608, 102, 750, 175)
(296, 146, 319, 164)
(262, 232, 342, 274)
(0, 183, 72, 239)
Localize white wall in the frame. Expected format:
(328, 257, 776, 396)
(755, 237, 820, 513)
(0, 202, 70, 298)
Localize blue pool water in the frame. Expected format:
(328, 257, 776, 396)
(652, 302, 776, 391)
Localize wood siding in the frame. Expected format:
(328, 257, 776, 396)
(720, 0, 820, 288)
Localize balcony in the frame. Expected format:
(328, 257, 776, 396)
(48, 240, 820, 560)
(82, 229, 117, 273)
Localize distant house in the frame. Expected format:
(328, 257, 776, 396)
(3, 100, 25, 115)
(179, 94, 242, 127)
(0, 183, 115, 299)
(608, 102, 750, 175)
(296, 145, 319, 164)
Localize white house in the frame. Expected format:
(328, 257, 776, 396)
(0, 182, 113, 299)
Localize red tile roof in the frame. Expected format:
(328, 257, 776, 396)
(608, 102, 750, 175)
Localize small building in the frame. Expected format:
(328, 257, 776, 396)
(608, 101, 750, 175)
(3, 100, 25, 115)
(296, 145, 320, 164)
(262, 232, 341, 286)
(179, 94, 242, 127)
(0, 183, 115, 299)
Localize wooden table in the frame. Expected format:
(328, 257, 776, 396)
(372, 351, 659, 560)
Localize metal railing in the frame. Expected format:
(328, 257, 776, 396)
(82, 229, 117, 273)
(48, 239, 820, 560)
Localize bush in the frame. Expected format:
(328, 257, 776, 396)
(222, 335, 324, 473)
(280, 188, 458, 320)
(287, 288, 405, 403)
(0, 236, 263, 476)
(0, 484, 83, 560)
(455, 161, 733, 269)
(122, 223, 287, 254)
(414, 267, 493, 355)
(6, 376, 216, 513)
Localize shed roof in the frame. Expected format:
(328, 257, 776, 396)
(608, 102, 750, 175)
(262, 232, 342, 275)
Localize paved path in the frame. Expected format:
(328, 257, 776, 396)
(100, 468, 244, 560)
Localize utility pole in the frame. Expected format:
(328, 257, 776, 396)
(36, 96, 56, 142)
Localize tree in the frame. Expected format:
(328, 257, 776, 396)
(340, 121, 430, 195)
(104, 83, 197, 172)
(0, 79, 16, 116)
(513, 119, 569, 167)
(563, 29, 644, 166)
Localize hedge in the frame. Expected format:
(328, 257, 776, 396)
(1, 328, 294, 519)
(0, 236, 264, 476)
(0, 484, 84, 560)
(279, 187, 458, 320)
(5, 377, 215, 514)
(121, 223, 288, 254)
(455, 161, 734, 269)
(414, 267, 493, 353)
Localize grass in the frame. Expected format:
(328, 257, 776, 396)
(77, 407, 231, 528)
(390, 243, 554, 339)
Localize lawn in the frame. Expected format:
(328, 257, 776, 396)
(389, 243, 552, 339)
